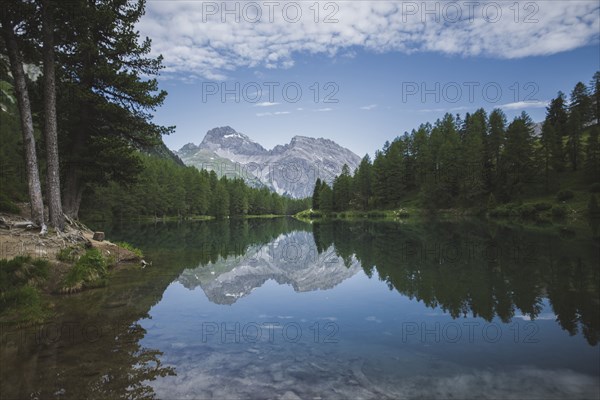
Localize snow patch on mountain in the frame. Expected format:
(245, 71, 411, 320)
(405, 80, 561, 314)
(176, 126, 361, 198)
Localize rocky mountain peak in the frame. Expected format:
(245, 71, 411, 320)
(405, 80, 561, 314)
(178, 142, 200, 156)
(176, 126, 361, 198)
(200, 126, 267, 155)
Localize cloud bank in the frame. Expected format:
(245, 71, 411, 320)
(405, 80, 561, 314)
(138, 1, 600, 80)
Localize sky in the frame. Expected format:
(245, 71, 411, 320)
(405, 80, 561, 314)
(137, 1, 600, 157)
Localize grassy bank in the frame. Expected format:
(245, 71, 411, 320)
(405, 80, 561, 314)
(82, 213, 293, 225)
(296, 187, 600, 231)
(0, 217, 144, 325)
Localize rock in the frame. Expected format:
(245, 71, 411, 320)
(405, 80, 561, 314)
(92, 231, 105, 241)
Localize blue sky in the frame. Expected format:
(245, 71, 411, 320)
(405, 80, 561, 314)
(138, 1, 600, 157)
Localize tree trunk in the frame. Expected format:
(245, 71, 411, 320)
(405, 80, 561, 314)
(1, 13, 46, 233)
(62, 106, 86, 219)
(41, 0, 64, 230)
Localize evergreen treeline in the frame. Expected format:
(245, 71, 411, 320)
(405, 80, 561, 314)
(1, 0, 174, 230)
(313, 72, 600, 213)
(80, 156, 310, 221)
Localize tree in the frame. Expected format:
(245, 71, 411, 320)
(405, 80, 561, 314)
(228, 178, 248, 216)
(211, 179, 230, 218)
(58, 0, 171, 218)
(486, 109, 506, 194)
(333, 164, 351, 211)
(488, 108, 506, 167)
(589, 194, 599, 219)
(1, 3, 46, 231)
(591, 71, 600, 125)
(385, 138, 407, 207)
(501, 113, 534, 200)
(312, 178, 322, 210)
(567, 109, 583, 171)
(461, 109, 486, 203)
(570, 81, 592, 125)
(546, 92, 569, 137)
(371, 149, 388, 208)
(319, 182, 333, 214)
(539, 121, 558, 191)
(353, 155, 372, 210)
(585, 127, 600, 184)
(41, 0, 64, 230)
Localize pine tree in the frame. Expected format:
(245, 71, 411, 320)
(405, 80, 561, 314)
(585, 127, 600, 184)
(544, 92, 567, 172)
(570, 81, 592, 125)
(41, 0, 64, 230)
(353, 155, 372, 210)
(0, 3, 46, 230)
(591, 71, 600, 125)
(461, 108, 486, 203)
(567, 109, 583, 171)
(319, 182, 333, 214)
(502, 113, 534, 200)
(546, 92, 569, 137)
(385, 138, 407, 207)
(588, 194, 599, 219)
(333, 164, 352, 211)
(211, 179, 230, 218)
(312, 178, 322, 210)
(488, 109, 506, 166)
(539, 121, 558, 191)
(371, 149, 388, 208)
(58, 0, 171, 218)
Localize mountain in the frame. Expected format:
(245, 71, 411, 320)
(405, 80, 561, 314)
(141, 141, 185, 166)
(177, 230, 361, 305)
(176, 126, 361, 198)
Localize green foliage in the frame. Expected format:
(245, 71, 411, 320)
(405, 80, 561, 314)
(487, 193, 497, 211)
(79, 155, 310, 221)
(556, 190, 575, 202)
(312, 178, 322, 210)
(315, 72, 598, 218)
(588, 194, 599, 218)
(0, 256, 50, 322)
(533, 202, 553, 212)
(61, 248, 108, 293)
(590, 183, 600, 193)
(516, 204, 538, 220)
(56, 247, 78, 262)
(115, 242, 144, 258)
(0, 193, 21, 214)
(552, 205, 568, 219)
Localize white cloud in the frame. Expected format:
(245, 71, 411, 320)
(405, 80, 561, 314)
(500, 100, 550, 110)
(254, 102, 280, 107)
(256, 111, 291, 117)
(139, 1, 600, 80)
(315, 108, 333, 112)
(360, 104, 378, 110)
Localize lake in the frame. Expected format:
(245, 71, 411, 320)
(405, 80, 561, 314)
(1, 218, 599, 399)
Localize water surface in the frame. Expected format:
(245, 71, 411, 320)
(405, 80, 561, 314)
(2, 218, 599, 399)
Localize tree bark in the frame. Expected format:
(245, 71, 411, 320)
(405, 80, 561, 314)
(62, 105, 86, 219)
(1, 13, 47, 233)
(41, 0, 64, 230)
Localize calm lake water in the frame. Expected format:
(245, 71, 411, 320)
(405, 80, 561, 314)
(2, 218, 599, 399)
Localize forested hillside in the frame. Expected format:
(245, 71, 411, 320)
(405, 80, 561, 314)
(0, 1, 308, 224)
(79, 156, 310, 221)
(313, 72, 600, 219)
